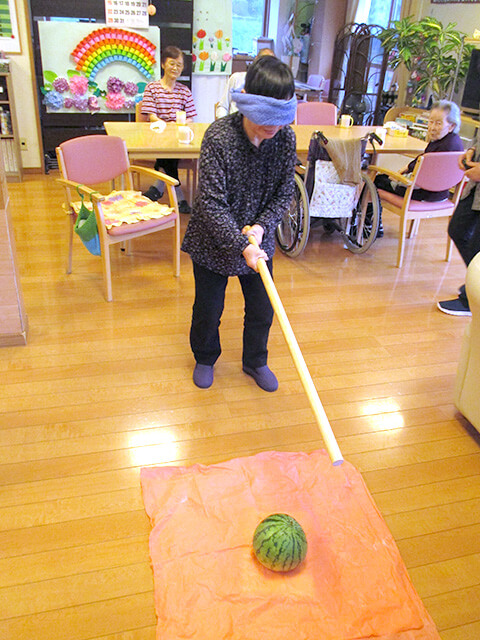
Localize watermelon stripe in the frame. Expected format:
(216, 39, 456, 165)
(290, 535, 299, 570)
(253, 528, 278, 549)
(253, 513, 307, 572)
(276, 536, 291, 570)
(254, 536, 278, 557)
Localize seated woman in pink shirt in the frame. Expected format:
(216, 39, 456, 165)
(142, 45, 197, 214)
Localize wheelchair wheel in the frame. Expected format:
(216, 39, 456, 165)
(276, 172, 310, 257)
(341, 172, 380, 254)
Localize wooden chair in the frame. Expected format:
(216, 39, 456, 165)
(56, 135, 180, 301)
(383, 105, 426, 125)
(369, 151, 468, 268)
(135, 100, 197, 203)
(295, 101, 337, 125)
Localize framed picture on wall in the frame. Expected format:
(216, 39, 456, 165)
(0, 0, 21, 54)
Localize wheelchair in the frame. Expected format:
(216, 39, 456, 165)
(276, 131, 382, 257)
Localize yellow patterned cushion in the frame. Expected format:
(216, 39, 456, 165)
(68, 191, 173, 229)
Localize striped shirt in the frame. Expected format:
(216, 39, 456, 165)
(141, 80, 197, 122)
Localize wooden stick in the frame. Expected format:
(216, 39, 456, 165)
(246, 231, 343, 465)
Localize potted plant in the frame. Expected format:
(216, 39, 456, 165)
(379, 16, 472, 106)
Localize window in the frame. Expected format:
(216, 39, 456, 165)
(367, 0, 401, 28)
(232, 0, 268, 55)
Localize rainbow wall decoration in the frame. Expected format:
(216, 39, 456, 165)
(71, 27, 156, 81)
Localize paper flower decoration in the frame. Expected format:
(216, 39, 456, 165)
(69, 75, 88, 96)
(88, 96, 100, 111)
(64, 97, 74, 108)
(44, 90, 64, 110)
(106, 92, 125, 110)
(53, 77, 69, 93)
(199, 50, 209, 71)
(124, 98, 136, 109)
(221, 53, 232, 72)
(107, 76, 125, 94)
(124, 81, 138, 96)
(192, 53, 197, 72)
(197, 29, 206, 50)
(73, 96, 89, 111)
(210, 51, 218, 72)
(215, 30, 224, 50)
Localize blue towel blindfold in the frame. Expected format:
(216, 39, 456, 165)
(232, 90, 297, 126)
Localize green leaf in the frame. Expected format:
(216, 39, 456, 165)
(43, 70, 57, 83)
(67, 69, 81, 78)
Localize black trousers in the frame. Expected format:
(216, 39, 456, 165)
(154, 158, 181, 185)
(374, 173, 407, 198)
(190, 260, 274, 368)
(448, 191, 480, 267)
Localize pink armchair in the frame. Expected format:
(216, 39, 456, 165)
(369, 151, 468, 267)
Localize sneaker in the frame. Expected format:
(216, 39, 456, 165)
(243, 365, 278, 392)
(437, 297, 471, 317)
(142, 185, 162, 201)
(193, 363, 214, 389)
(365, 203, 383, 238)
(178, 199, 191, 214)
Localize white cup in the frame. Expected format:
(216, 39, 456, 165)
(339, 114, 354, 128)
(177, 125, 194, 144)
(176, 110, 187, 125)
(375, 127, 387, 144)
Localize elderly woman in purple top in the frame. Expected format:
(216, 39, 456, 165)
(373, 100, 464, 236)
(182, 56, 297, 392)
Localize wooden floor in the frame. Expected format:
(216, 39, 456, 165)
(2, 172, 480, 639)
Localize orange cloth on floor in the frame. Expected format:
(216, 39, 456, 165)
(140, 450, 440, 640)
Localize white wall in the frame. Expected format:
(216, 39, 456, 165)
(307, 0, 348, 80)
(192, 75, 225, 123)
(11, 0, 42, 168)
(425, 2, 480, 35)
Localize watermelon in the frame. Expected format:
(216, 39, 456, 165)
(252, 513, 307, 572)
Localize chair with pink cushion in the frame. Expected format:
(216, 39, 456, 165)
(295, 100, 337, 125)
(369, 151, 467, 267)
(56, 134, 180, 301)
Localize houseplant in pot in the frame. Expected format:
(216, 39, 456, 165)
(379, 16, 472, 106)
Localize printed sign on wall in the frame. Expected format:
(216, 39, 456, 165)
(193, 0, 232, 75)
(105, 0, 149, 29)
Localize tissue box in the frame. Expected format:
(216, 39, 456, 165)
(387, 127, 408, 137)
